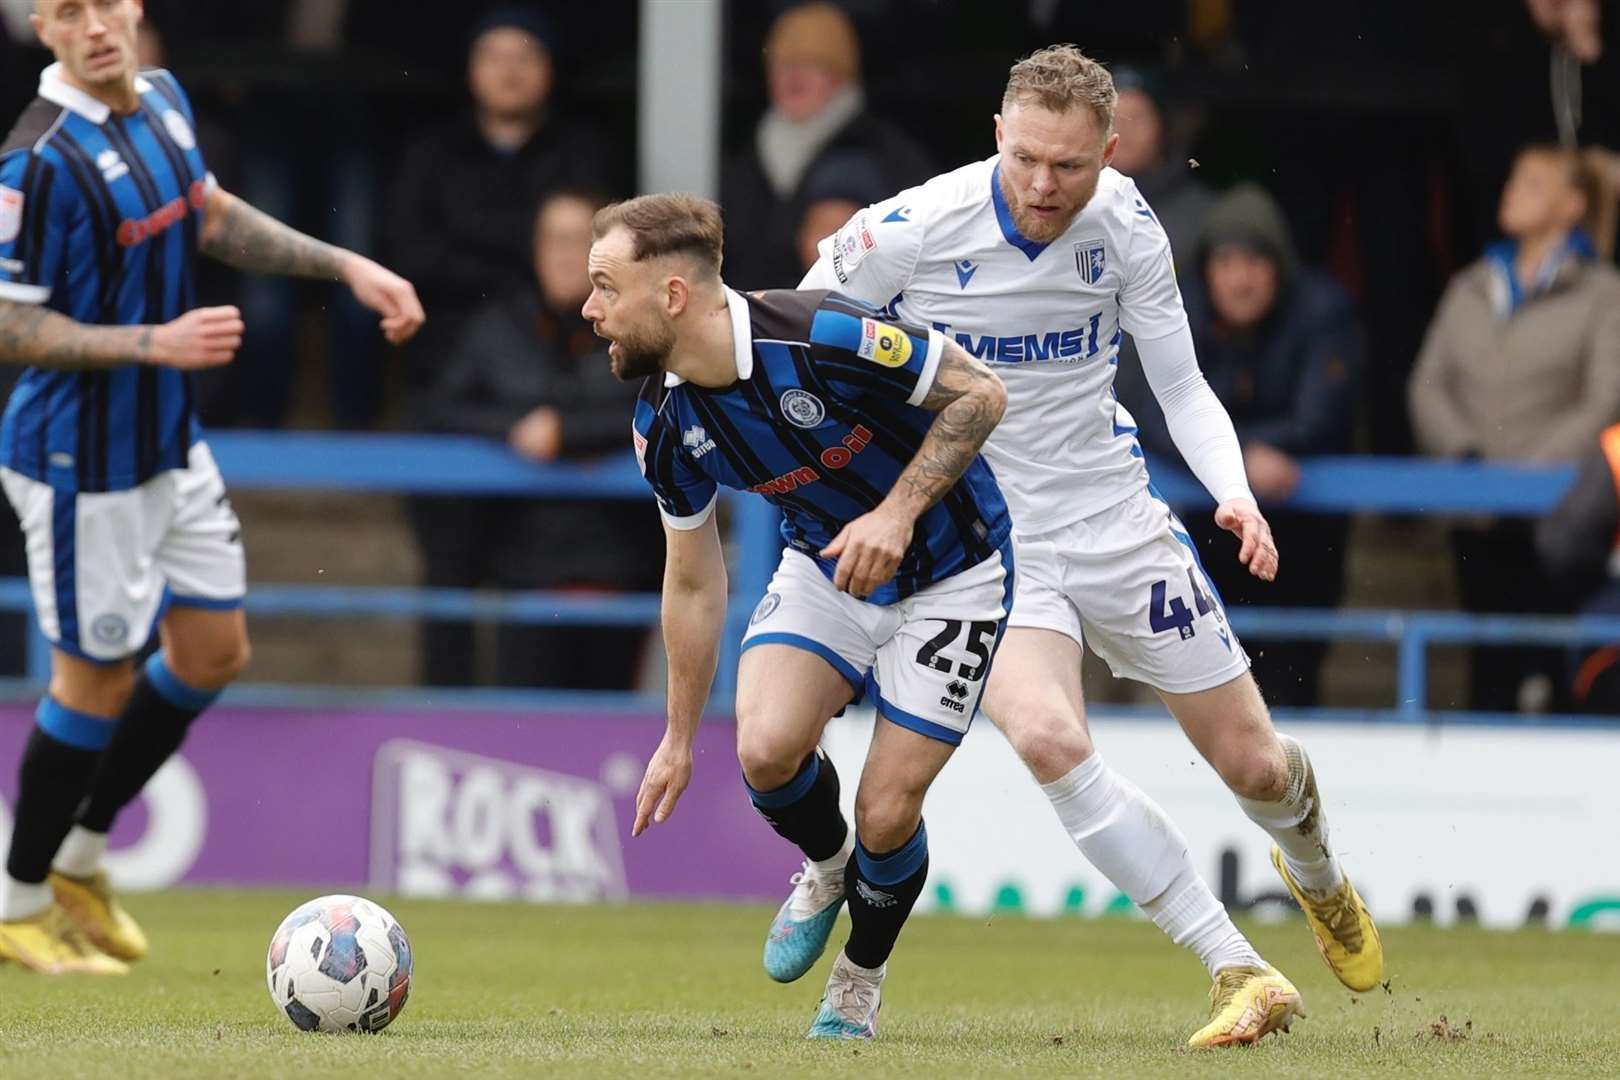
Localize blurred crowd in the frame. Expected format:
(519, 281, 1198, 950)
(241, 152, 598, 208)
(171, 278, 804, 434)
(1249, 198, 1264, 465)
(4, 0, 1620, 709)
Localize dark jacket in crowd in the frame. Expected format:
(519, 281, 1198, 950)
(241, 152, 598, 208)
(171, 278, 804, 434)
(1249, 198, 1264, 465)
(720, 110, 933, 291)
(387, 112, 620, 384)
(1129, 157, 1217, 278)
(416, 290, 656, 590)
(1120, 186, 1362, 461)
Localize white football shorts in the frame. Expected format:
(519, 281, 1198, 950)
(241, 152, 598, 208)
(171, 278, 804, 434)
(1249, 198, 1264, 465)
(1010, 485, 1250, 694)
(2, 440, 247, 663)
(741, 541, 1015, 745)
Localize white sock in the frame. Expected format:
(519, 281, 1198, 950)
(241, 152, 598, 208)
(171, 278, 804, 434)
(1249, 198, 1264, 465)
(0, 877, 51, 922)
(1235, 733, 1344, 896)
(1042, 756, 1262, 977)
(52, 825, 108, 878)
(1141, 865, 1265, 976)
(812, 829, 855, 878)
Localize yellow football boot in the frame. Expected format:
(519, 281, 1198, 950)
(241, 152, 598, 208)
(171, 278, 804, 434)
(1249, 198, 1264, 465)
(1271, 845, 1384, 992)
(50, 869, 149, 962)
(0, 902, 129, 974)
(1188, 965, 1305, 1048)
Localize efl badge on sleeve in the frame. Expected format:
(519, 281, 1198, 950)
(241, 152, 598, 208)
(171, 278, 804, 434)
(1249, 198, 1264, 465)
(1074, 238, 1106, 285)
(830, 211, 876, 282)
(0, 185, 23, 245)
(855, 317, 913, 368)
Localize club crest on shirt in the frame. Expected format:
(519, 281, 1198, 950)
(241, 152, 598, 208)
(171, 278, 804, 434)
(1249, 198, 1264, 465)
(162, 109, 197, 151)
(779, 388, 826, 428)
(856, 317, 912, 368)
(1074, 238, 1106, 285)
(0, 185, 22, 245)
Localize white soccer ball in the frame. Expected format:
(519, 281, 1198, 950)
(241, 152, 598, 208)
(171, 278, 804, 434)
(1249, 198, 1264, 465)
(265, 894, 414, 1033)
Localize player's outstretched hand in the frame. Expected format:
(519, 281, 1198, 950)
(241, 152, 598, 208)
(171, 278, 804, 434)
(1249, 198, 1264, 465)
(1214, 497, 1279, 582)
(821, 506, 913, 599)
(145, 305, 244, 370)
(343, 255, 426, 345)
(632, 735, 693, 837)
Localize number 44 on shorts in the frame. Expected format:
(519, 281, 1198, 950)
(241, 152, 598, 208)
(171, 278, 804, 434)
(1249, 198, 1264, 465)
(1149, 568, 1220, 641)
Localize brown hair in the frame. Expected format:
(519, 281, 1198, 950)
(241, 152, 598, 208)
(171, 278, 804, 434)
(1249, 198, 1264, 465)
(1002, 44, 1118, 132)
(592, 194, 724, 279)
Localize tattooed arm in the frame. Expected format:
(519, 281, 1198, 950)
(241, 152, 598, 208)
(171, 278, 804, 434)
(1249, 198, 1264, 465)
(200, 186, 426, 344)
(886, 342, 1008, 517)
(821, 342, 1007, 597)
(0, 298, 242, 371)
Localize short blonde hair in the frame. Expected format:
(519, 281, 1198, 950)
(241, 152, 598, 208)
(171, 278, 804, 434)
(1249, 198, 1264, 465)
(1002, 45, 1117, 132)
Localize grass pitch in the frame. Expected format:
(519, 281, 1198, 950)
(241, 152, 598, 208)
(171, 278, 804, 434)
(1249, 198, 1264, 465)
(1, 890, 1616, 1079)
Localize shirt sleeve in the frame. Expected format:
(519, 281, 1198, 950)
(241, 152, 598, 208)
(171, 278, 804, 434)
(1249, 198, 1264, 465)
(1117, 193, 1191, 341)
(799, 190, 925, 309)
(633, 392, 717, 531)
(0, 150, 67, 305)
(1136, 324, 1254, 505)
(806, 297, 945, 408)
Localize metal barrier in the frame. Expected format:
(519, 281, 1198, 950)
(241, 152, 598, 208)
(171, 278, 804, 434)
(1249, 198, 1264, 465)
(0, 433, 1596, 718)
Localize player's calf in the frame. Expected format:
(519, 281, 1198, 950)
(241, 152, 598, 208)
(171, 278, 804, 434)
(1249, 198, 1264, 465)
(750, 752, 853, 983)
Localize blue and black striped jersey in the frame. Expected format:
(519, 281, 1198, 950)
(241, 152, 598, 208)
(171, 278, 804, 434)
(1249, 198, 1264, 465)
(634, 286, 1011, 605)
(0, 64, 211, 492)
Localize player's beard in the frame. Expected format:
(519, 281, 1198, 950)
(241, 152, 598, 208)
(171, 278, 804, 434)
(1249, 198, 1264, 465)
(608, 316, 677, 382)
(1001, 172, 1098, 244)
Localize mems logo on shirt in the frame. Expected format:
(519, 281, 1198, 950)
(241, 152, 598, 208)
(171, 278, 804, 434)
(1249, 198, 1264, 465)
(857, 318, 912, 368)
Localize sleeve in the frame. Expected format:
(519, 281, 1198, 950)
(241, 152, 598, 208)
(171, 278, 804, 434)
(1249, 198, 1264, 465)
(1407, 280, 1476, 458)
(1237, 289, 1363, 454)
(798, 190, 925, 308)
(1535, 445, 1618, 598)
(1136, 324, 1255, 505)
(633, 391, 717, 531)
(1116, 200, 1191, 342)
(0, 150, 67, 305)
(1522, 288, 1620, 461)
(806, 297, 946, 408)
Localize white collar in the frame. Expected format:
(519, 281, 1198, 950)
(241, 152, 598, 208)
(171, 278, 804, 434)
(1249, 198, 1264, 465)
(38, 62, 153, 125)
(663, 285, 754, 388)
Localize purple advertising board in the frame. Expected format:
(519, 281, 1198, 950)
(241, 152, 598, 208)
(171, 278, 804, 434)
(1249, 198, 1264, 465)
(0, 703, 796, 901)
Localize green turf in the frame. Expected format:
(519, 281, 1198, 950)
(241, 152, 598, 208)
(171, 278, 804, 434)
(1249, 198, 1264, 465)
(1, 890, 1616, 1079)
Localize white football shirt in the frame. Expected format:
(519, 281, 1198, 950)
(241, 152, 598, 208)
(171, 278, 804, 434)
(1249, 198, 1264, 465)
(804, 156, 1218, 535)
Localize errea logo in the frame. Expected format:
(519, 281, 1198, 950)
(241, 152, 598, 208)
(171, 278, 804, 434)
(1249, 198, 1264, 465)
(96, 148, 129, 182)
(682, 425, 716, 458)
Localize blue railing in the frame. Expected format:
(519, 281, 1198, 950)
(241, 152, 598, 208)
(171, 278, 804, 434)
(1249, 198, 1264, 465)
(0, 433, 1596, 719)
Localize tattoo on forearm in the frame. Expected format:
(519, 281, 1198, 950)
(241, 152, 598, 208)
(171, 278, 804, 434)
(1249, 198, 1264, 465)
(894, 348, 1005, 510)
(0, 299, 142, 370)
(200, 191, 348, 280)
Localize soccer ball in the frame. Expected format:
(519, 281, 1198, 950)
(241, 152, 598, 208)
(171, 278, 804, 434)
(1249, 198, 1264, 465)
(265, 894, 413, 1033)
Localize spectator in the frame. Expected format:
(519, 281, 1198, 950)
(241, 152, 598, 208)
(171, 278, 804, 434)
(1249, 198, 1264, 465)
(1410, 144, 1620, 711)
(388, 7, 620, 397)
(1108, 65, 1216, 276)
(792, 149, 890, 272)
(721, 1, 932, 290)
(1116, 183, 1362, 707)
(1535, 423, 1620, 712)
(409, 192, 660, 690)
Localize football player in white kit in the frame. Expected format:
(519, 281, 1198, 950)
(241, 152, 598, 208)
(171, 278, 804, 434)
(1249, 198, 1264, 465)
(797, 45, 1383, 1047)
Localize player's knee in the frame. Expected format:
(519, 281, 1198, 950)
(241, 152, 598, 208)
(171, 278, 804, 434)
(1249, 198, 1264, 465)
(1003, 704, 1093, 783)
(734, 725, 805, 792)
(168, 633, 251, 691)
(852, 794, 922, 854)
(1213, 741, 1288, 801)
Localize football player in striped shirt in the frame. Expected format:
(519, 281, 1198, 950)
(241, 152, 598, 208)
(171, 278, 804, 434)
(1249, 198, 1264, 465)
(0, 0, 424, 974)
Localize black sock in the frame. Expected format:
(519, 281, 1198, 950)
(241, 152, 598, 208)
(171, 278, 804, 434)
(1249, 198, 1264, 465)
(745, 750, 849, 862)
(843, 820, 929, 969)
(6, 717, 103, 884)
(77, 656, 215, 833)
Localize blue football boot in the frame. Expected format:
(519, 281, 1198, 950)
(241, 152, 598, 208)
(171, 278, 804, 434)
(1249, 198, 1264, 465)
(763, 859, 845, 983)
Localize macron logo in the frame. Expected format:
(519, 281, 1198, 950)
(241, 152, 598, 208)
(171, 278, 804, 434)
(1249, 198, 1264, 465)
(954, 260, 978, 289)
